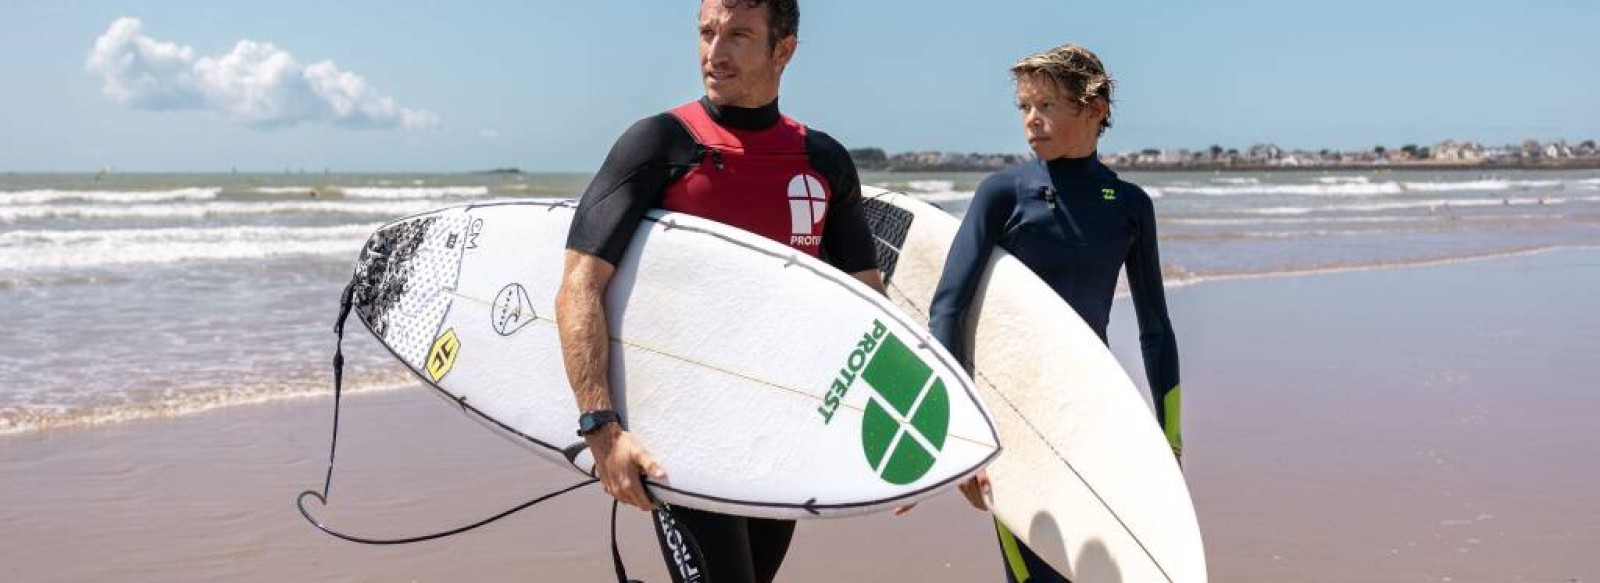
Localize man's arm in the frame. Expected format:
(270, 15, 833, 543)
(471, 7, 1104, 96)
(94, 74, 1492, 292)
(557, 252, 617, 413)
(558, 114, 693, 510)
(808, 128, 881, 283)
(556, 250, 662, 510)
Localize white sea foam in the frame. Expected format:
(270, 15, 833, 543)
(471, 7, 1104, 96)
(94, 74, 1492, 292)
(0, 188, 220, 205)
(0, 224, 375, 271)
(1211, 177, 1261, 185)
(0, 200, 436, 222)
(1240, 197, 1567, 215)
(1159, 182, 1405, 197)
(251, 186, 490, 198)
(1399, 179, 1563, 192)
(1156, 178, 1578, 197)
(902, 180, 956, 193)
(1168, 214, 1549, 226)
(0, 376, 417, 436)
(1316, 176, 1371, 184)
(877, 180, 976, 204)
(1169, 216, 1435, 226)
(1170, 229, 1391, 239)
(341, 186, 490, 199)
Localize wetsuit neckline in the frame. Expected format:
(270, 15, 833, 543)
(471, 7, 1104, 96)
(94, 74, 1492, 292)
(699, 96, 781, 131)
(1043, 152, 1100, 175)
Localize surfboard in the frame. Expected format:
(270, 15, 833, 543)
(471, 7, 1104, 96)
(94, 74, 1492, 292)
(861, 187, 1207, 582)
(346, 199, 1000, 519)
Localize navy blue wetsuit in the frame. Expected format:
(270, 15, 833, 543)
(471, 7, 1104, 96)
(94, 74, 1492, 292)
(928, 154, 1181, 583)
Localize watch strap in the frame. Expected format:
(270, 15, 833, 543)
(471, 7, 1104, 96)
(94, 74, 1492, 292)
(577, 409, 621, 436)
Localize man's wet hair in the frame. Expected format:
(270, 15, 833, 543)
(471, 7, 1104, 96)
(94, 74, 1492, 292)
(720, 0, 799, 48)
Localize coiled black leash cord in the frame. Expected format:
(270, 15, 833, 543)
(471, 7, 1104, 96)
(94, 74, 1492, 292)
(295, 282, 641, 581)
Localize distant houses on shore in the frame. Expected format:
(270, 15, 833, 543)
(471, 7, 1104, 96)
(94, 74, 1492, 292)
(849, 138, 1600, 172)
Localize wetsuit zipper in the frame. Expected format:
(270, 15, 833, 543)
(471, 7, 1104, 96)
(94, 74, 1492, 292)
(1041, 186, 1088, 246)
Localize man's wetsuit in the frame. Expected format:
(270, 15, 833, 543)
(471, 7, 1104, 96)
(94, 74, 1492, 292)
(928, 154, 1181, 583)
(565, 97, 879, 583)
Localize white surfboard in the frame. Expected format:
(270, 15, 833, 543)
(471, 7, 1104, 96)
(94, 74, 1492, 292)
(861, 187, 1206, 582)
(347, 199, 999, 519)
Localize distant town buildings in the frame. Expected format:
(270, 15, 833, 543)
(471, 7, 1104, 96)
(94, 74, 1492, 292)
(1099, 137, 1600, 170)
(847, 148, 1032, 172)
(851, 138, 1600, 172)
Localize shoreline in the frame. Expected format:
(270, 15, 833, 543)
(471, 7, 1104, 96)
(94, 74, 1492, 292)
(1169, 243, 1594, 287)
(4, 243, 1591, 439)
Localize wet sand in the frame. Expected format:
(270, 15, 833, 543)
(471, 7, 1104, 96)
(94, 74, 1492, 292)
(1121, 247, 1600, 582)
(4, 248, 1597, 582)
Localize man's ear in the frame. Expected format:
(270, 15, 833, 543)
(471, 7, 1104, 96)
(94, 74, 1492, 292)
(773, 35, 798, 70)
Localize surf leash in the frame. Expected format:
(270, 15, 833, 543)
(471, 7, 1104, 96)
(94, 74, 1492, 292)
(294, 281, 600, 545)
(295, 281, 673, 583)
(295, 480, 598, 545)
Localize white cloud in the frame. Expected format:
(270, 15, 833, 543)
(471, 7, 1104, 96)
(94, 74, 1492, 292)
(479, 128, 501, 140)
(86, 18, 439, 130)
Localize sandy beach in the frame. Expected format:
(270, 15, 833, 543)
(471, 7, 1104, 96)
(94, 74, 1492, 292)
(4, 248, 1596, 582)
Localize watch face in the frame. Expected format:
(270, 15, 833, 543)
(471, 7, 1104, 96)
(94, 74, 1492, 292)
(579, 411, 614, 435)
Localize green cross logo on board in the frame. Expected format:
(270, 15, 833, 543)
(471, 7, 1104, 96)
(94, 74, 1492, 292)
(816, 320, 951, 485)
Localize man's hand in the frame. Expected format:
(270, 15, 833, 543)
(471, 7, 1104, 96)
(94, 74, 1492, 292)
(586, 424, 665, 511)
(957, 469, 992, 511)
(850, 269, 886, 295)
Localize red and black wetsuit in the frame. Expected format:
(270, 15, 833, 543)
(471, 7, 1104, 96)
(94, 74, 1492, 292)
(565, 97, 878, 583)
(567, 97, 877, 273)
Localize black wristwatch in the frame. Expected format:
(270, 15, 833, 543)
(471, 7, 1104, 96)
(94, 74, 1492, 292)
(576, 409, 621, 437)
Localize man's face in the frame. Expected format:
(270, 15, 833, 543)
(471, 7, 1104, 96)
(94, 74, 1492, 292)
(699, 0, 796, 108)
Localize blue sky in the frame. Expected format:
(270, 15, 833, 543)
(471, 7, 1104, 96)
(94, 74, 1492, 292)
(1, 0, 1595, 172)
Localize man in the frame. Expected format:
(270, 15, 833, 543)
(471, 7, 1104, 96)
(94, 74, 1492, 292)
(555, 2, 882, 582)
